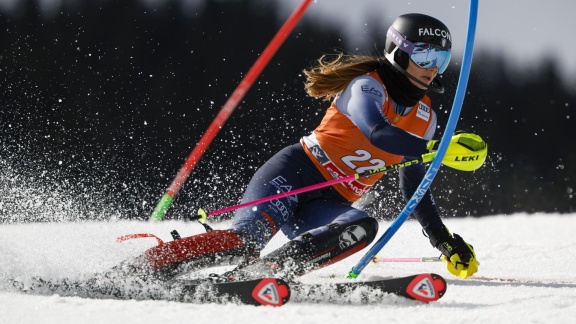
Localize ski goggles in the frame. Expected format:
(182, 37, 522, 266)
(387, 27, 452, 74)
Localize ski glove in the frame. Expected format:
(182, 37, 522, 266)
(426, 131, 488, 172)
(426, 226, 480, 279)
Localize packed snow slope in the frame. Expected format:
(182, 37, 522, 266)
(1, 213, 575, 324)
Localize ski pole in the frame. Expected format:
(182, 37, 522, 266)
(193, 141, 487, 221)
(149, 0, 314, 222)
(192, 154, 433, 220)
(191, 130, 487, 221)
(348, 0, 479, 279)
(373, 257, 442, 263)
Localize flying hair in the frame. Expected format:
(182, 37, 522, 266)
(303, 52, 382, 101)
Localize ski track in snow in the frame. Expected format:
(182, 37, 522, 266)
(1, 213, 575, 324)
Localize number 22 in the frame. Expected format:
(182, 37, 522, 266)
(341, 150, 385, 173)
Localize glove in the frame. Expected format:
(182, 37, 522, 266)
(426, 225, 479, 279)
(426, 131, 488, 171)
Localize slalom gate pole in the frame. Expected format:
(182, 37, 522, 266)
(197, 154, 434, 218)
(149, 0, 314, 222)
(348, 0, 479, 278)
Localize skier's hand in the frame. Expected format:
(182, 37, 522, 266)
(437, 233, 479, 279)
(425, 131, 487, 171)
(426, 226, 480, 279)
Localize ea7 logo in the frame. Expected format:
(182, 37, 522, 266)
(361, 85, 383, 98)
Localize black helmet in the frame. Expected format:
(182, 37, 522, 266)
(384, 13, 452, 93)
(385, 13, 452, 56)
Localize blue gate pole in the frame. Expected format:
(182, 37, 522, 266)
(348, 0, 479, 278)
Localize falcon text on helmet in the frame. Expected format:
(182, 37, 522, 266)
(418, 28, 451, 42)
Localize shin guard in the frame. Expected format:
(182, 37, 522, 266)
(230, 217, 378, 280)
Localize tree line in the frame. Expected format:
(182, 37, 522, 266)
(1, 0, 574, 222)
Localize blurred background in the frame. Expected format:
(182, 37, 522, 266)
(1, 0, 574, 223)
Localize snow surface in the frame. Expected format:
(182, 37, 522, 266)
(1, 213, 575, 324)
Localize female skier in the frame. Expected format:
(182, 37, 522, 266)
(145, 13, 485, 281)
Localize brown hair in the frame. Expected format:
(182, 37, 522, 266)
(303, 52, 382, 101)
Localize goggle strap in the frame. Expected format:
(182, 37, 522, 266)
(387, 26, 415, 54)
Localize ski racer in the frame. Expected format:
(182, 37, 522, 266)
(145, 13, 485, 281)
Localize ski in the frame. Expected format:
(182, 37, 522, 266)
(6, 274, 181, 301)
(7, 273, 443, 304)
(175, 277, 291, 307)
(291, 273, 446, 303)
(7, 275, 291, 307)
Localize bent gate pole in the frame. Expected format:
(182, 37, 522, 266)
(149, 0, 314, 221)
(349, 0, 480, 278)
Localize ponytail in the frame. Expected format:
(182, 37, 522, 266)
(303, 52, 382, 101)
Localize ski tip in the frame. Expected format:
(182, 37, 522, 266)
(251, 278, 291, 307)
(405, 273, 447, 303)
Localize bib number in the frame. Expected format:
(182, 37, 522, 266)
(341, 150, 386, 173)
